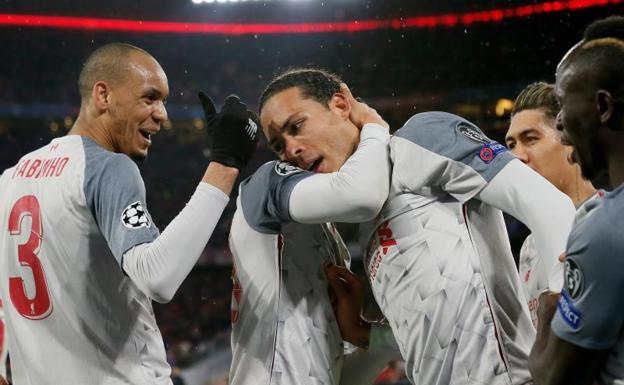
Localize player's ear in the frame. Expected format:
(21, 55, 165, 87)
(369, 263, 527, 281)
(329, 92, 350, 121)
(596, 89, 615, 128)
(92, 81, 111, 111)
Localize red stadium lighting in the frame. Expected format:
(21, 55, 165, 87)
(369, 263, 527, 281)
(0, 0, 620, 35)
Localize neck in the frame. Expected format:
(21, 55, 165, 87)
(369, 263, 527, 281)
(68, 106, 116, 152)
(562, 165, 596, 207)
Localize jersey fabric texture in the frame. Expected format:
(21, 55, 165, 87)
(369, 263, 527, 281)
(552, 185, 624, 385)
(363, 112, 534, 385)
(0, 135, 171, 385)
(519, 191, 603, 329)
(229, 160, 347, 385)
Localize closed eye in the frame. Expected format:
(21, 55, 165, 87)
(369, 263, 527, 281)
(287, 119, 304, 135)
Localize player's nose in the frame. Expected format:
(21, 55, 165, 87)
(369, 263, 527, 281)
(284, 137, 304, 164)
(153, 101, 168, 126)
(511, 145, 529, 164)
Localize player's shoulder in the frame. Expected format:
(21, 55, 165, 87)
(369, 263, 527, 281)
(568, 187, 624, 264)
(395, 111, 490, 143)
(238, 160, 311, 234)
(82, 138, 140, 179)
(240, 160, 310, 195)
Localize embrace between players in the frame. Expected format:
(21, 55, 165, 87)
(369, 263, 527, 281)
(1, 15, 623, 385)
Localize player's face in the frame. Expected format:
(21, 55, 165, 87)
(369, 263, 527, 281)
(107, 53, 169, 160)
(506, 109, 575, 192)
(260, 87, 359, 173)
(555, 62, 607, 180)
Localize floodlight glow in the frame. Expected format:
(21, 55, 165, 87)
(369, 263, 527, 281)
(0, 0, 621, 34)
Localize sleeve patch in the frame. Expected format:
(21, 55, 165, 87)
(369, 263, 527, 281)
(564, 258, 585, 299)
(558, 291, 582, 329)
(456, 121, 492, 144)
(121, 201, 151, 229)
(478, 142, 508, 163)
(274, 161, 304, 176)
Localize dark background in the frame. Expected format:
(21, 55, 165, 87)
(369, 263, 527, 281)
(0, 0, 619, 381)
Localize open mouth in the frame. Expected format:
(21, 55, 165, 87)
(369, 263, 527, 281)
(139, 129, 151, 141)
(307, 158, 322, 172)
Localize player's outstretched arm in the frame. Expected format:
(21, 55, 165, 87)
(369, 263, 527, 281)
(122, 94, 258, 303)
(288, 84, 390, 224)
(476, 159, 575, 290)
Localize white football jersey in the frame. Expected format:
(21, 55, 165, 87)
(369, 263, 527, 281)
(0, 135, 171, 385)
(363, 112, 536, 385)
(519, 191, 604, 328)
(228, 161, 350, 385)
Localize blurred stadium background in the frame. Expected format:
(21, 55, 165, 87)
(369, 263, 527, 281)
(0, 0, 621, 383)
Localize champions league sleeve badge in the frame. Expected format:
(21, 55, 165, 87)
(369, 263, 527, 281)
(564, 258, 584, 299)
(121, 201, 151, 229)
(456, 121, 491, 144)
(274, 161, 304, 176)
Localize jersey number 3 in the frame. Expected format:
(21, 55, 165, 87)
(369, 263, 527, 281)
(8, 195, 53, 319)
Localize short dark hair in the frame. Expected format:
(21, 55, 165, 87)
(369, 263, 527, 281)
(259, 68, 342, 113)
(562, 38, 624, 98)
(583, 15, 624, 41)
(511, 82, 559, 121)
(78, 42, 150, 101)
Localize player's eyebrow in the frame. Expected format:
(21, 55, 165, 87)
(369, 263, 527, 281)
(506, 127, 539, 143)
(518, 128, 540, 138)
(142, 87, 165, 98)
(279, 114, 297, 134)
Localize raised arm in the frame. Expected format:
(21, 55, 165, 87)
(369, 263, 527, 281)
(119, 95, 258, 303)
(289, 84, 390, 223)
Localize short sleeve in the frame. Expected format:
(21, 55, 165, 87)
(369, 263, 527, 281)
(84, 152, 160, 265)
(552, 197, 624, 349)
(390, 111, 514, 202)
(239, 161, 312, 233)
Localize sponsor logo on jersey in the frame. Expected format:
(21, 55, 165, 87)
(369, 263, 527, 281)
(121, 201, 151, 229)
(558, 290, 582, 329)
(367, 221, 397, 281)
(564, 258, 584, 299)
(456, 122, 491, 144)
(478, 142, 507, 163)
(274, 161, 304, 176)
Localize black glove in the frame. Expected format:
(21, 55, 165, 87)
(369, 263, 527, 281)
(198, 92, 259, 170)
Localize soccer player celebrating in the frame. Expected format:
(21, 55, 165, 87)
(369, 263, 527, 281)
(228, 69, 396, 385)
(0, 43, 258, 384)
(505, 82, 600, 328)
(254, 70, 576, 384)
(529, 16, 624, 385)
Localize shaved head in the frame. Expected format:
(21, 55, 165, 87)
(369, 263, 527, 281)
(78, 43, 155, 102)
(558, 37, 624, 97)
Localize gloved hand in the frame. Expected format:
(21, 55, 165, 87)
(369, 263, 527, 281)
(198, 92, 259, 170)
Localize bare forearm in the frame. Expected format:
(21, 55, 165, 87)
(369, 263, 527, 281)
(202, 162, 240, 195)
